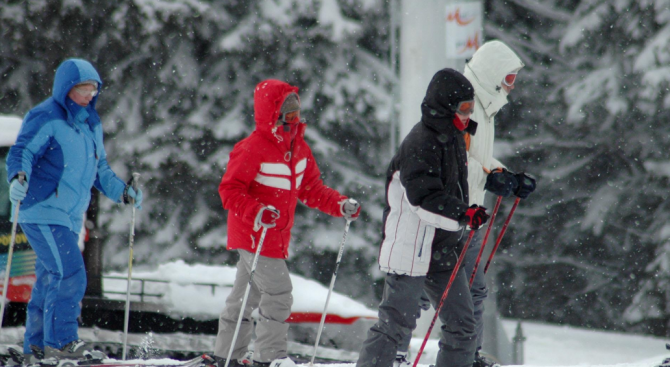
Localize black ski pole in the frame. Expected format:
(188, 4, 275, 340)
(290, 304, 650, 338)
(412, 229, 477, 367)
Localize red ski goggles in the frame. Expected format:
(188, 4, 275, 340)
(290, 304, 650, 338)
(503, 73, 517, 87)
(454, 100, 475, 115)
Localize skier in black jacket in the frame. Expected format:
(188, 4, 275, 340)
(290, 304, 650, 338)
(356, 68, 489, 367)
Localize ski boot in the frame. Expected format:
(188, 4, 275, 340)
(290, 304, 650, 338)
(212, 356, 247, 367)
(252, 357, 296, 367)
(473, 351, 500, 367)
(659, 344, 670, 367)
(393, 351, 412, 367)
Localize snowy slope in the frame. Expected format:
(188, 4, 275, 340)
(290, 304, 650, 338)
(400, 319, 669, 367)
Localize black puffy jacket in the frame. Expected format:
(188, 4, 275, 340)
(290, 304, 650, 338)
(378, 68, 477, 276)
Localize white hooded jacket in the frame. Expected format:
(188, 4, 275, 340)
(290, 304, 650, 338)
(463, 40, 524, 206)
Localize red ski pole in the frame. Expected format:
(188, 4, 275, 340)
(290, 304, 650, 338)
(483, 197, 521, 275)
(412, 229, 477, 367)
(469, 196, 502, 288)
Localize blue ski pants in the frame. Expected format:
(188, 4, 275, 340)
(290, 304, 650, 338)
(21, 224, 86, 353)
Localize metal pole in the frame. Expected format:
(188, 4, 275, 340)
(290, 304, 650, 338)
(309, 220, 352, 366)
(122, 172, 141, 360)
(0, 171, 25, 330)
(390, 0, 398, 156)
(224, 226, 270, 367)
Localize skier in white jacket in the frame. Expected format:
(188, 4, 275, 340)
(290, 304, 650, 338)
(463, 40, 537, 367)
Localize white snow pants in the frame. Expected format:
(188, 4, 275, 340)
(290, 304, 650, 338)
(214, 250, 293, 363)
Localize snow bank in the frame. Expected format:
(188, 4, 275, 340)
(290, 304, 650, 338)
(103, 260, 378, 320)
(0, 115, 22, 147)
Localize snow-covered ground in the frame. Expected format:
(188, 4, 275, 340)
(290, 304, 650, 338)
(402, 319, 669, 367)
(3, 319, 667, 367)
(4, 260, 667, 367)
(97, 260, 670, 367)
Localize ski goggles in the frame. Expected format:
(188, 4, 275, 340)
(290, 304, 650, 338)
(453, 100, 475, 115)
(503, 73, 517, 87)
(280, 110, 302, 124)
(73, 86, 99, 97)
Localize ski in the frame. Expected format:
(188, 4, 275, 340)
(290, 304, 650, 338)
(2, 349, 216, 367)
(657, 343, 670, 367)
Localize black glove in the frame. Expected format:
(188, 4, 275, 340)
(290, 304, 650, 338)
(462, 204, 490, 230)
(514, 172, 537, 199)
(484, 168, 518, 197)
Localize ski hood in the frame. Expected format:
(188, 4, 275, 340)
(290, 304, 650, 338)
(253, 79, 304, 143)
(420, 68, 478, 136)
(464, 40, 524, 117)
(53, 58, 103, 110)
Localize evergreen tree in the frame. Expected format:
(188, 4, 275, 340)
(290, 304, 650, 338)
(0, 0, 393, 306)
(486, 0, 670, 334)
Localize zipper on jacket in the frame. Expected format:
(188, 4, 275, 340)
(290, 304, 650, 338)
(418, 224, 427, 262)
(457, 182, 466, 240)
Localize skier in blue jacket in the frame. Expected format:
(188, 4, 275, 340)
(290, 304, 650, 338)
(6, 58, 143, 361)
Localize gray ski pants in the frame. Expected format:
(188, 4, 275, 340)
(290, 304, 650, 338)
(397, 229, 488, 354)
(463, 228, 488, 351)
(356, 268, 477, 367)
(214, 250, 293, 363)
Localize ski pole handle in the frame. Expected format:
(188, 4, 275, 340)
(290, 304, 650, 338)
(130, 172, 140, 204)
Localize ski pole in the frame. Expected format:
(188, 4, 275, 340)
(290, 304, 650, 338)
(309, 219, 352, 367)
(224, 225, 270, 367)
(0, 172, 25, 331)
(412, 229, 476, 367)
(483, 197, 520, 275)
(122, 172, 140, 360)
(469, 196, 502, 288)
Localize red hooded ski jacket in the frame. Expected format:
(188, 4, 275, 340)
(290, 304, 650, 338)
(219, 80, 347, 259)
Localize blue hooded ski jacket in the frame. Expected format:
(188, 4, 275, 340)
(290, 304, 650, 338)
(6, 58, 126, 233)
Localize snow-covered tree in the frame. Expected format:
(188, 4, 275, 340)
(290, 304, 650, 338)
(0, 0, 393, 306)
(4, 0, 670, 334)
(487, 0, 670, 334)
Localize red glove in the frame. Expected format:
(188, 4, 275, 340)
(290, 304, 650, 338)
(255, 206, 280, 230)
(463, 205, 489, 230)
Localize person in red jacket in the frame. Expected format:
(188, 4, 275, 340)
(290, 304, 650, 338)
(213, 79, 361, 367)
